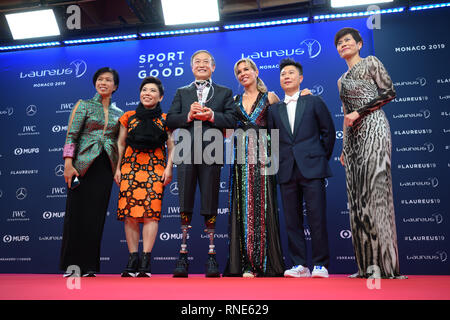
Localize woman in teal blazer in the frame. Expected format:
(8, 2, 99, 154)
(60, 67, 123, 277)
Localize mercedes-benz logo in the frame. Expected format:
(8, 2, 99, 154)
(26, 105, 37, 116)
(16, 187, 27, 200)
(55, 164, 65, 177)
(170, 182, 179, 195)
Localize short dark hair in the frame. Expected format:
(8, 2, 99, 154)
(279, 58, 303, 75)
(334, 27, 363, 48)
(139, 76, 164, 96)
(92, 67, 119, 93)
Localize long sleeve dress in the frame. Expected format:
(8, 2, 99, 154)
(338, 55, 405, 279)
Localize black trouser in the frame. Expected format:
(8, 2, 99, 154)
(59, 151, 113, 272)
(279, 163, 330, 268)
(176, 163, 221, 216)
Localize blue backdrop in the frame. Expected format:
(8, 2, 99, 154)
(0, 9, 448, 275)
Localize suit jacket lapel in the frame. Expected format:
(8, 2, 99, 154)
(293, 97, 306, 137)
(189, 83, 198, 104)
(206, 83, 215, 105)
(278, 102, 293, 139)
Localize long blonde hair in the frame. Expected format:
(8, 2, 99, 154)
(233, 58, 267, 93)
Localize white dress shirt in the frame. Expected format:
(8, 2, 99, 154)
(187, 78, 214, 123)
(196, 80, 211, 106)
(284, 91, 300, 133)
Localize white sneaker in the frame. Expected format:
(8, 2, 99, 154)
(311, 265, 329, 278)
(284, 265, 311, 278)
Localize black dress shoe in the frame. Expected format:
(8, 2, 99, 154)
(121, 252, 139, 277)
(136, 252, 151, 277)
(173, 253, 189, 278)
(205, 254, 220, 278)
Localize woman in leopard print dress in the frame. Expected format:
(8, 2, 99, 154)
(335, 28, 405, 279)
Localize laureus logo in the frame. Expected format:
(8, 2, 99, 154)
(300, 39, 321, 59)
(19, 59, 87, 79)
(311, 84, 324, 95)
(69, 59, 88, 78)
(437, 251, 447, 262)
(240, 39, 322, 61)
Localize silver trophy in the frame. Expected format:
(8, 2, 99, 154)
(194, 80, 214, 107)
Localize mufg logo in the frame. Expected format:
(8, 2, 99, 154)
(19, 59, 87, 79)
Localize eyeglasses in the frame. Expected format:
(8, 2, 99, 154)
(193, 59, 212, 66)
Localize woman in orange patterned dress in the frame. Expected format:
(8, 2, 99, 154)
(115, 77, 174, 277)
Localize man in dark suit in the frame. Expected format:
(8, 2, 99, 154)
(268, 58, 336, 278)
(166, 50, 236, 277)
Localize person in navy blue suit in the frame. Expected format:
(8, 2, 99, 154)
(268, 58, 336, 278)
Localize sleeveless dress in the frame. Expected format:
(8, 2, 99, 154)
(338, 56, 405, 279)
(117, 111, 168, 222)
(224, 92, 285, 277)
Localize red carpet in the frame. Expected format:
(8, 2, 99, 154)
(0, 274, 449, 300)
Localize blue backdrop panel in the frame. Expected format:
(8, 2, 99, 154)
(0, 11, 448, 275)
(373, 8, 450, 274)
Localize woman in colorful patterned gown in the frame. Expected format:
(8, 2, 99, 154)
(335, 27, 406, 279)
(115, 76, 174, 277)
(60, 67, 123, 277)
(223, 58, 285, 277)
